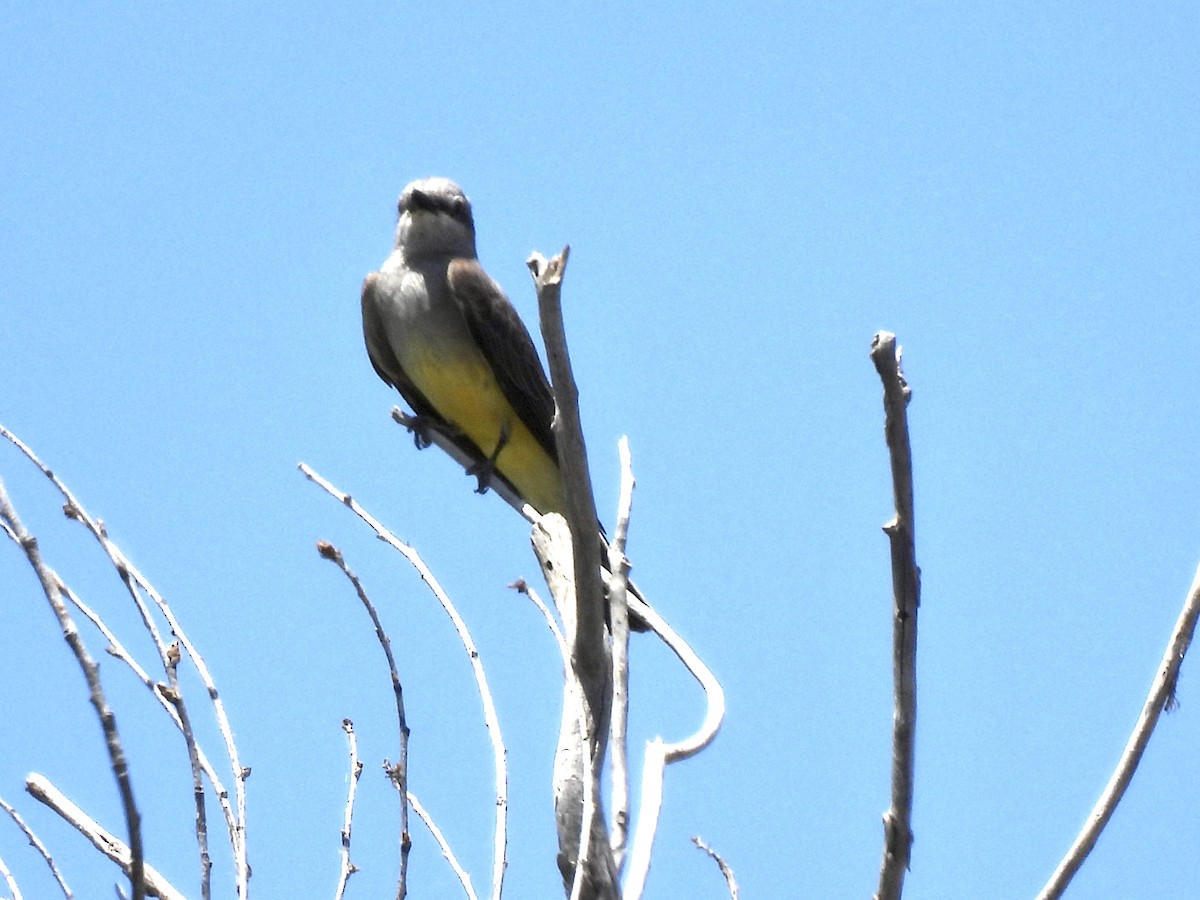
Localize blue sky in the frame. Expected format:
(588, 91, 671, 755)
(2, 4, 1198, 897)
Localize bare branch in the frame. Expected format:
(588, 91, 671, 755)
(315, 541, 410, 897)
(511, 579, 569, 659)
(691, 835, 740, 899)
(513, 563, 599, 900)
(869, 331, 920, 900)
(0, 851, 21, 900)
(0, 795, 73, 898)
(300, 464, 507, 900)
(623, 596, 725, 899)
(335, 720, 363, 900)
(528, 248, 611, 718)
(57, 581, 238, 854)
(1037, 560, 1200, 899)
(0, 469, 145, 900)
(514, 556, 602, 900)
(162, 644, 211, 900)
(530, 515, 611, 900)
(407, 791, 478, 900)
(24, 775, 181, 900)
(0, 426, 249, 896)
(607, 438, 635, 871)
(528, 248, 619, 900)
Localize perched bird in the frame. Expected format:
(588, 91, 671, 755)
(361, 178, 649, 631)
(361, 177, 566, 513)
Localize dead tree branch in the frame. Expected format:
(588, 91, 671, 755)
(300, 464, 507, 900)
(0, 795, 73, 898)
(869, 331, 920, 900)
(1036, 561, 1200, 899)
(0, 470, 146, 900)
(315, 540, 411, 898)
(24, 775, 177, 900)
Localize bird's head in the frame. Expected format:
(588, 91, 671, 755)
(395, 177, 478, 261)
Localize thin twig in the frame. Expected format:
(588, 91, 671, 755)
(869, 332, 920, 900)
(162, 644, 211, 900)
(0, 851, 21, 900)
(0, 471, 145, 900)
(316, 541, 410, 899)
(24, 775, 181, 900)
(1036, 560, 1200, 899)
(691, 835, 740, 899)
(0, 426, 248, 897)
(300, 463, 507, 900)
(407, 791, 478, 900)
(0, 795, 73, 898)
(335, 719, 363, 900)
(58, 581, 237, 849)
(607, 438, 635, 871)
(512, 579, 569, 659)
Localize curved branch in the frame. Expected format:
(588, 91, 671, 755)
(623, 599, 725, 898)
(0, 472, 145, 900)
(316, 541, 411, 897)
(300, 464, 507, 900)
(1036, 561, 1200, 899)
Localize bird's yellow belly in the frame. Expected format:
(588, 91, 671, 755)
(405, 343, 565, 514)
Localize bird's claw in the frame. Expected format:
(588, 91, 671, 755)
(466, 424, 510, 495)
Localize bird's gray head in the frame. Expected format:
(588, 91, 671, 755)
(394, 177, 478, 261)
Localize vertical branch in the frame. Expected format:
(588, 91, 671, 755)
(162, 645, 211, 900)
(607, 437, 635, 870)
(0, 475, 146, 900)
(335, 719, 363, 899)
(314, 540, 411, 898)
(528, 247, 618, 899)
(527, 248, 611, 724)
(300, 465, 506, 900)
(1036, 561, 1200, 899)
(531, 516, 614, 900)
(869, 331, 920, 900)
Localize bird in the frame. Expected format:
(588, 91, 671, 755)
(361, 178, 649, 631)
(361, 177, 565, 513)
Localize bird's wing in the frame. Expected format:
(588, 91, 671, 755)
(447, 258, 559, 462)
(361, 271, 498, 468)
(361, 272, 441, 419)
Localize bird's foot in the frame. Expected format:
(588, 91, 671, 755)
(466, 424, 510, 495)
(392, 409, 458, 450)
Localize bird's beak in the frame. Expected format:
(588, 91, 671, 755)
(408, 189, 435, 213)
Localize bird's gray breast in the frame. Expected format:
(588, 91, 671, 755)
(374, 258, 475, 365)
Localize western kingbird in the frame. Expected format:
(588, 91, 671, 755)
(361, 179, 650, 632)
(361, 177, 566, 514)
